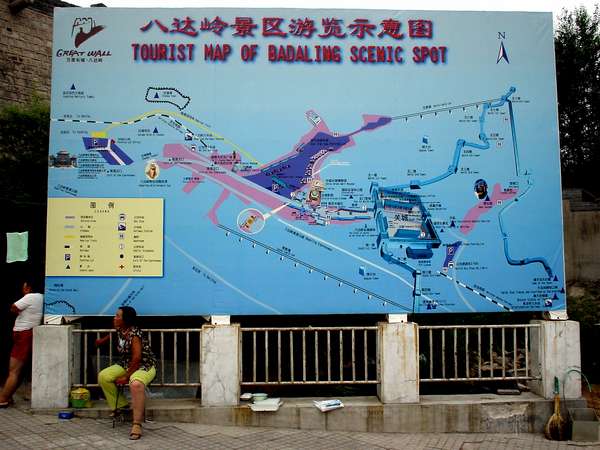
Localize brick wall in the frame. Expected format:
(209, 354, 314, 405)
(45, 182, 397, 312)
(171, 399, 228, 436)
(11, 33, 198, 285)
(0, 0, 74, 106)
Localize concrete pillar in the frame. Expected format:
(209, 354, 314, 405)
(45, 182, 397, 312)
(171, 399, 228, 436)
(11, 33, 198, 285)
(529, 320, 581, 399)
(377, 321, 419, 403)
(31, 325, 73, 409)
(200, 323, 240, 406)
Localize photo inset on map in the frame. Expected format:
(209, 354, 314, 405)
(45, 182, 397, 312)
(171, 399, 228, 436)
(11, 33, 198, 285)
(145, 160, 160, 180)
(474, 179, 489, 201)
(237, 208, 265, 235)
(49, 149, 77, 168)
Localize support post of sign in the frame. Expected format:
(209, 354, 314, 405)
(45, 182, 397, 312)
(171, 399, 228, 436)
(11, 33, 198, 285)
(377, 321, 419, 403)
(200, 322, 240, 406)
(528, 320, 582, 399)
(31, 325, 73, 409)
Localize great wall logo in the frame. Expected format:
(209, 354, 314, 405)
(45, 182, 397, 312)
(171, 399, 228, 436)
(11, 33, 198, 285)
(72, 17, 105, 47)
(55, 17, 112, 63)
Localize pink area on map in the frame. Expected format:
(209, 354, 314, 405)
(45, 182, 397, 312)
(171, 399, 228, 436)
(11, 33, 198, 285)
(460, 183, 518, 235)
(183, 175, 204, 193)
(158, 146, 204, 193)
(160, 143, 298, 221)
(210, 151, 241, 171)
(207, 189, 230, 225)
(189, 160, 297, 221)
(163, 144, 202, 161)
(158, 112, 379, 226)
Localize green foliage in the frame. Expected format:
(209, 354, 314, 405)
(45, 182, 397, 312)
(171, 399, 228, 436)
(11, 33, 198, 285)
(567, 282, 600, 382)
(567, 282, 600, 330)
(0, 97, 50, 204)
(555, 5, 600, 195)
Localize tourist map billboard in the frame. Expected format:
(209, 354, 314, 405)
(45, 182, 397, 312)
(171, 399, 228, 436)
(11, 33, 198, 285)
(45, 8, 565, 315)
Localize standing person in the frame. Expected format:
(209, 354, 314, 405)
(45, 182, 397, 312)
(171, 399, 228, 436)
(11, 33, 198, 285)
(96, 306, 156, 440)
(0, 280, 44, 408)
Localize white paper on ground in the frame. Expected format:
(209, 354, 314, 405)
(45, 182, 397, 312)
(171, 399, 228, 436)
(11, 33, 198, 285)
(313, 399, 344, 412)
(249, 398, 283, 412)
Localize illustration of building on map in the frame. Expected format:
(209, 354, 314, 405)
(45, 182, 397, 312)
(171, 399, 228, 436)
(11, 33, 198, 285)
(49, 149, 77, 168)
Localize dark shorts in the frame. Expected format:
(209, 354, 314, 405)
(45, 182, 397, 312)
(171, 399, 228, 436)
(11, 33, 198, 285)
(11, 329, 33, 362)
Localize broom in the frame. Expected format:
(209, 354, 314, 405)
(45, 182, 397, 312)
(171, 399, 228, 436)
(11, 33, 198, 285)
(544, 376, 566, 440)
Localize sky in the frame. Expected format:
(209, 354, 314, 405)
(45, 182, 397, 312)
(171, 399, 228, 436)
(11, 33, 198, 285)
(66, 0, 598, 18)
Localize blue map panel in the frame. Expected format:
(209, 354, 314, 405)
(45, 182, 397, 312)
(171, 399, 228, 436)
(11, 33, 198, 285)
(45, 9, 565, 315)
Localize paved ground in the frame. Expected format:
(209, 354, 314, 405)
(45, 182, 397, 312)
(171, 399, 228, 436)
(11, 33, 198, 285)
(1, 405, 599, 450)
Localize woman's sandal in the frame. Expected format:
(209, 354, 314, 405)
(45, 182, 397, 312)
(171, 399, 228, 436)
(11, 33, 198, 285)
(129, 422, 142, 440)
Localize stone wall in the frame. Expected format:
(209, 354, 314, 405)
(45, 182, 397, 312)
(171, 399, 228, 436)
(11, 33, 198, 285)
(0, 0, 73, 106)
(563, 199, 600, 282)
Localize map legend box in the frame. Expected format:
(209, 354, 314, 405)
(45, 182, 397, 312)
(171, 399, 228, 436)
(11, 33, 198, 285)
(46, 198, 164, 277)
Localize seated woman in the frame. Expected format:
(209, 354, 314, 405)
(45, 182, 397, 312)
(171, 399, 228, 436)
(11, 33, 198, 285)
(96, 306, 156, 440)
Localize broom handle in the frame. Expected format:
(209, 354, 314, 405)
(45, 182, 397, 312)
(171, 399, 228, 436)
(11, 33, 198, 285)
(553, 376, 561, 414)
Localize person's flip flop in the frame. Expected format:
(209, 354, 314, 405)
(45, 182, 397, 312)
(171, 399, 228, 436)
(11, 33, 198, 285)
(0, 402, 9, 408)
(129, 422, 142, 440)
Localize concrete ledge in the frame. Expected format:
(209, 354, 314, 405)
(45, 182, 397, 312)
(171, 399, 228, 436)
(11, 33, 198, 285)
(31, 394, 588, 434)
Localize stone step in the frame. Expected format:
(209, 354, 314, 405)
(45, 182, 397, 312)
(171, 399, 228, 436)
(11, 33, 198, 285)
(32, 394, 588, 434)
(570, 407, 600, 442)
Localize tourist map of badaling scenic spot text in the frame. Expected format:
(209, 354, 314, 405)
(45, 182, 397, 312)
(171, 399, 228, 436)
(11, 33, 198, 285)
(45, 8, 566, 316)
